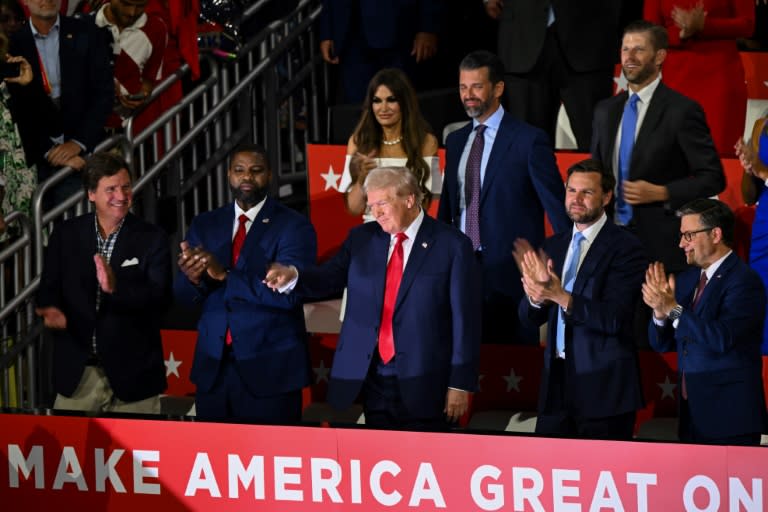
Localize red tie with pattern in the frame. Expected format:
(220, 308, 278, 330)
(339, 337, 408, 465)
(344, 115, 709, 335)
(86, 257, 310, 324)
(378, 232, 408, 363)
(225, 214, 249, 345)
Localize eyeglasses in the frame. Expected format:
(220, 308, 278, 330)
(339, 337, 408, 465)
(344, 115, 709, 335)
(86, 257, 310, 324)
(677, 227, 713, 243)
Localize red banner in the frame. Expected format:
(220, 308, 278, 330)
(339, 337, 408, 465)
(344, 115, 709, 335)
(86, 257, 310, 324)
(1, 413, 766, 511)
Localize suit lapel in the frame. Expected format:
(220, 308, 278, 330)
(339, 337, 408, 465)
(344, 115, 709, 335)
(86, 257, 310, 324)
(235, 198, 275, 270)
(632, 84, 668, 174)
(395, 216, 436, 309)
(372, 228, 391, 317)
(480, 114, 514, 204)
(694, 252, 737, 311)
(571, 225, 610, 295)
(603, 93, 626, 165)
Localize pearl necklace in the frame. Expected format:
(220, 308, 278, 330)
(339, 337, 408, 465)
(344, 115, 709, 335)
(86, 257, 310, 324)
(382, 136, 402, 146)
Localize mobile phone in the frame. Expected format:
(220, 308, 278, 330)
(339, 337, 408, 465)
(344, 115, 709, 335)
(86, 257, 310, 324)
(0, 61, 21, 79)
(126, 92, 146, 101)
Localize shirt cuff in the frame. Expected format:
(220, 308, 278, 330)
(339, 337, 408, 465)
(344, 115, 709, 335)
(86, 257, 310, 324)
(277, 265, 299, 294)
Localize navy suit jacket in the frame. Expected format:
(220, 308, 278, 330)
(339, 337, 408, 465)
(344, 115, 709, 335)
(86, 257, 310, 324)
(438, 112, 571, 324)
(649, 252, 768, 439)
(319, 0, 442, 53)
(8, 16, 113, 166)
(519, 220, 647, 418)
(591, 83, 725, 272)
(37, 213, 171, 402)
(174, 199, 317, 398)
(296, 214, 481, 418)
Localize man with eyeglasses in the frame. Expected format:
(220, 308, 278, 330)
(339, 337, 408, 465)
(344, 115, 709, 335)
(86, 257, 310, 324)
(642, 198, 767, 445)
(266, 167, 481, 431)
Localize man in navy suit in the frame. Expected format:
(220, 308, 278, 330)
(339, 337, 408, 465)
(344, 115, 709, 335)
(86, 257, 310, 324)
(319, 0, 443, 103)
(266, 167, 481, 430)
(438, 50, 571, 345)
(8, 0, 113, 204)
(517, 159, 646, 439)
(643, 199, 767, 445)
(36, 152, 171, 413)
(175, 144, 317, 423)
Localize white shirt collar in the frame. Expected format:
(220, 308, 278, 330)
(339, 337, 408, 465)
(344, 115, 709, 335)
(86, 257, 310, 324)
(702, 250, 733, 281)
(572, 212, 608, 244)
(234, 196, 267, 223)
(629, 73, 661, 106)
(473, 104, 504, 133)
(395, 208, 424, 242)
(30, 15, 60, 37)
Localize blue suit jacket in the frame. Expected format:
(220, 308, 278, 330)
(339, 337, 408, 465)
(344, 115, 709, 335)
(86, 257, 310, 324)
(649, 252, 768, 439)
(297, 214, 481, 418)
(438, 112, 571, 336)
(174, 198, 318, 397)
(8, 16, 113, 166)
(519, 221, 647, 418)
(319, 0, 442, 53)
(37, 213, 172, 402)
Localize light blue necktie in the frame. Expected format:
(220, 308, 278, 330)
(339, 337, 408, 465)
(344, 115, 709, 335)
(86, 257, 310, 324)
(555, 232, 585, 356)
(617, 94, 640, 225)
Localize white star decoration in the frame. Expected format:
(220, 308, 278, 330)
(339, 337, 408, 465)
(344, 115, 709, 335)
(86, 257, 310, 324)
(503, 368, 523, 392)
(614, 72, 628, 93)
(164, 352, 182, 378)
(657, 375, 677, 400)
(320, 165, 341, 191)
(313, 360, 330, 383)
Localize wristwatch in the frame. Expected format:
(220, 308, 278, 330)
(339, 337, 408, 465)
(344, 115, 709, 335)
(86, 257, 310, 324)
(668, 304, 684, 321)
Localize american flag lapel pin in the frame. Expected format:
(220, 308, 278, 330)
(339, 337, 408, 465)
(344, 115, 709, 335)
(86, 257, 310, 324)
(421, 242, 428, 249)
(262, 218, 270, 223)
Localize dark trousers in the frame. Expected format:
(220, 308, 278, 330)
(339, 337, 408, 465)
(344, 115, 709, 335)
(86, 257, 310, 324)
(195, 349, 302, 424)
(536, 358, 636, 440)
(679, 397, 762, 446)
(503, 26, 613, 152)
(362, 368, 449, 432)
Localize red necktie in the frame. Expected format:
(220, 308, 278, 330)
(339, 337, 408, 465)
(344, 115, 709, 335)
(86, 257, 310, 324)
(225, 214, 249, 345)
(378, 232, 408, 363)
(682, 272, 708, 399)
(691, 272, 708, 310)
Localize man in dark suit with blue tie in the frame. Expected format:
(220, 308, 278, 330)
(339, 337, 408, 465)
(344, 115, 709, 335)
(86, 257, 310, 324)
(266, 167, 481, 430)
(439, 50, 571, 345)
(175, 144, 317, 423)
(516, 159, 646, 440)
(8, 0, 113, 203)
(643, 199, 768, 446)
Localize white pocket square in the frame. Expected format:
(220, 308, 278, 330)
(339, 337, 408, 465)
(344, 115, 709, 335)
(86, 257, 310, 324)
(121, 257, 139, 267)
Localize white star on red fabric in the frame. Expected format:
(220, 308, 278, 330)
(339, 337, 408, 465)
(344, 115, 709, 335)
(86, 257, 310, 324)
(313, 360, 330, 383)
(657, 375, 677, 400)
(164, 352, 182, 378)
(320, 165, 341, 191)
(503, 368, 523, 392)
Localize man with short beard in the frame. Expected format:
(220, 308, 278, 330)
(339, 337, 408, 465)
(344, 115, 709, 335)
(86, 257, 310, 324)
(439, 50, 571, 345)
(591, 20, 724, 275)
(515, 158, 647, 440)
(174, 144, 317, 423)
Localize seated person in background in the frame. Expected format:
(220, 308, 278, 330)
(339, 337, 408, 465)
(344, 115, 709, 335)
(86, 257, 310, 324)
(736, 115, 768, 356)
(0, 30, 35, 237)
(90, 0, 168, 129)
(35, 152, 172, 414)
(340, 67, 440, 220)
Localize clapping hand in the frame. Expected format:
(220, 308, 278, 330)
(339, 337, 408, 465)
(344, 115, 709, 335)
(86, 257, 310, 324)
(642, 262, 677, 320)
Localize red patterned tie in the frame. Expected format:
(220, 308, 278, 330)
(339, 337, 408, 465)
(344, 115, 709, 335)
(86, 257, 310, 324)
(465, 124, 485, 250)
(378, 232, 408, 363)
(225, 214, 249, 345)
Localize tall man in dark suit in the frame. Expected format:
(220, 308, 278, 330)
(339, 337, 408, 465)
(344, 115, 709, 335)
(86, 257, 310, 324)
(484, 0, 621, 151)
(175, 144, 317, 423)
(643, 199, 767, 445)
(318, 0, 443, 103)
(8, 0, 113, 203)
(516, 159, 646, 440)
(591, 20, 724, 274)
(439, 50, 571, 345)
(35, 152, 171, 413)
(266, 167, 481, 430)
